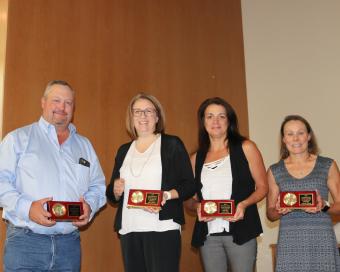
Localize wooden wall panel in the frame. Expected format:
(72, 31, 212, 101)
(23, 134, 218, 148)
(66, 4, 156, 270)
(1, 0, 248, 271)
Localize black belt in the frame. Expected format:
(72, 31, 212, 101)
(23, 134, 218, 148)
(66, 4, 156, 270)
(210, 230, 232, 236)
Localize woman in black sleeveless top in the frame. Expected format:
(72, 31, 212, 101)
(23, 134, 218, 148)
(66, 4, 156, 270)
(188, 97, 268, 272)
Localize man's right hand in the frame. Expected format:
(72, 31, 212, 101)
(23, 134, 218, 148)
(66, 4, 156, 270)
(113, 178, 125, 199)
(29, 197, 56, 227)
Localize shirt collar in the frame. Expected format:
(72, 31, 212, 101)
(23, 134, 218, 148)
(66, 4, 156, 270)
(38, 116, 76, 135)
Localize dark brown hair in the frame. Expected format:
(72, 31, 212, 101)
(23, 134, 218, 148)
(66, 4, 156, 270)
(197, 97, 246, 153)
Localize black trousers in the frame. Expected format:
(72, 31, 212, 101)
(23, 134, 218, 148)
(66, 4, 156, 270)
(120, 230, 181, 272)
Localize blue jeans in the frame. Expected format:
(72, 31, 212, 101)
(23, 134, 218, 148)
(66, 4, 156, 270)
(4, 224, 81, 272)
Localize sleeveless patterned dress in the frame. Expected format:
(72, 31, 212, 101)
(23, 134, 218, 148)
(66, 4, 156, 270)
(270, 156, 340, 272)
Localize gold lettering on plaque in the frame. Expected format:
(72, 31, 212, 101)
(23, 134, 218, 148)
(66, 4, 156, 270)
(300, 194, 313, 205)
(219, 203, 232, 214)
(146, 193, 159, 205)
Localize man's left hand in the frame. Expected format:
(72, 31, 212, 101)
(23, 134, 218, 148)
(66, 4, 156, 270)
(72, 197, 92, 227)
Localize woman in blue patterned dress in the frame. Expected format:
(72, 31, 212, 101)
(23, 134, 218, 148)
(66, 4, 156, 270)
(267, 115, 340, 272)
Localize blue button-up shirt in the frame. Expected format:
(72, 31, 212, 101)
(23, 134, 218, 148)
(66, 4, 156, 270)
(0, 117, 106, 234)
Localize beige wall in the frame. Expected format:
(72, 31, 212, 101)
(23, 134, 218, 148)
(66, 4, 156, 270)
(0, 0, 8, 138)
(242, 0, 340, 271)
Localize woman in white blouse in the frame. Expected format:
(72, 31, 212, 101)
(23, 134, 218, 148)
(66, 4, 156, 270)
(106, 93, 195, 272)
(189, 97, 268, 272)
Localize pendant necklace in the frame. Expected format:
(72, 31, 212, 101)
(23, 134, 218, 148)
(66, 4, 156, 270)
(129, 138, 157, 177)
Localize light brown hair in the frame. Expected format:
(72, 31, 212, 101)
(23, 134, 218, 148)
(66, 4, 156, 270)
(280, 115, 319, 159)
(126, 93, 165, 139)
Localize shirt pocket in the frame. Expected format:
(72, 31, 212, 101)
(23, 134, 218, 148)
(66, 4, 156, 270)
(74, 164, 90, 195)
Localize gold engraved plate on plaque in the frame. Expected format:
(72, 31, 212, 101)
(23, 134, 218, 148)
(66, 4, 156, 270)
(300, 194, 313, 205)
(283, 193, 297, 206)
(204, 201, 217, 214)
(219, 203, 232, 214)
(145, 193, 159, 205)
(52, 203, 67, 217)
(131, 191, 144, 204)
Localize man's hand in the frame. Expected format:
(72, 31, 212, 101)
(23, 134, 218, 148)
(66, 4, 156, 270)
(72, 197, 92, 227)
(29, 197, 56, 227)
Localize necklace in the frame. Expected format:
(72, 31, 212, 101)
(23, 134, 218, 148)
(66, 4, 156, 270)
(204, 157, 227, 170)
(129, 137, 158, 177)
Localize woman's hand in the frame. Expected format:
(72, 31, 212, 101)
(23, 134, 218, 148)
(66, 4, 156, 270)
(267, 169, 291, 221)
(275, 195, 292, 215)
(160, 189, 179, 206)
(113, 178, 125, 199)
(304, 190, 323, 213)
(225, 201, 245, 222)
(197, 203, 214, 222)
(161, 191, 172, 206)
(142, 207, 161, 213)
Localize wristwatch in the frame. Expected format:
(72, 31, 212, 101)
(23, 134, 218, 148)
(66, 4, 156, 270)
(163, 191, 172, 201)
(321, 200, 330, 213)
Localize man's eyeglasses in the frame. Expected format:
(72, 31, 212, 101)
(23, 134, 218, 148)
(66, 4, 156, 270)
(132, 108, 156, 117)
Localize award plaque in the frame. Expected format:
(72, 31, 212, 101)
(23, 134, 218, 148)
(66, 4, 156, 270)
(47, 201, 84, 221)
(280, 191, 317, 208)
(201, 200, 235, 217)
(127, 189, 163, 209)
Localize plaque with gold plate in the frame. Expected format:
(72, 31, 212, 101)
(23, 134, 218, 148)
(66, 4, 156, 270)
(47, 201, 84, 221)
(280, 191, 317, 209)
(127, 189, 163, 210)
(201, 200, 235, 217)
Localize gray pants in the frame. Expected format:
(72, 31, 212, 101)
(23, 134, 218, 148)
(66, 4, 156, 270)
(200, 235, 257, 272)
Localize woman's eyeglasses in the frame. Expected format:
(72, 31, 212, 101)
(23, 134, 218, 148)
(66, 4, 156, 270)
(132, 108, 156, 117)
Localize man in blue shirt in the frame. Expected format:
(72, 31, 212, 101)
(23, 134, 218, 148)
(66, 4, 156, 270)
(0, 80, 106, 271)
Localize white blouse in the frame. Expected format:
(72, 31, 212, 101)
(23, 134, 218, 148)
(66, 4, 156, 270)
(119, 135, 180, 235)
(201, 155, 233, 234)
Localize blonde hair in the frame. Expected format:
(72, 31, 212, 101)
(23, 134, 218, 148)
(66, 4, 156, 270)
(126, 93, 165, 139)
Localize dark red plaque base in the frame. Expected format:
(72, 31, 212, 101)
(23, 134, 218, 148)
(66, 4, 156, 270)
(47, 201, 84, 221)
(280, 191, 316, 208)
(127, 189, 163, 209)
(201, 200, 235, 217)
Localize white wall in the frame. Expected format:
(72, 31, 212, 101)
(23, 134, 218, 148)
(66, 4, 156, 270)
(241, 1, 340, 271)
